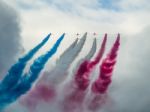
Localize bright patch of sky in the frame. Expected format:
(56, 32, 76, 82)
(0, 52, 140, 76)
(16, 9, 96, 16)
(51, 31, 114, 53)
(98, 0, 121, 11)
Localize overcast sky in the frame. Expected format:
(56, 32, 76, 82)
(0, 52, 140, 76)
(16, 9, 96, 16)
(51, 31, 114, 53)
(1, 0, 150, 112)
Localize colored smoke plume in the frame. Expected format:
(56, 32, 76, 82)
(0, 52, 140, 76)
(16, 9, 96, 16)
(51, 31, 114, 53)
(20, 33, 88, 111)
(0, 34, 64, 110)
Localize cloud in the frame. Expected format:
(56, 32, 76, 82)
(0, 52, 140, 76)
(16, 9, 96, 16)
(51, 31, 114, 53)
(106, 26, 150, 112)
(5, 0, 150, 41)
(0, 1, 22, 78)
(2, 0, 150, 112)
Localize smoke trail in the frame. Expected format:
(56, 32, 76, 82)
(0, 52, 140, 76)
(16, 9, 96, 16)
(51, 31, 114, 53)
(75, 34, 107, 90)
(88, 34, 120, 111)
(89, 34, 107, 67)
(92, 34, 120, 94)
(50, 32, 87, 83)
(19, 38, 78, 111)
(53, 33, 87, 79)
(20, 33, 87, 111)
(0, 34, 64, 110)
(0, 34, 50, 92)
(74, 38, 97, 72)
(11, 33, 64, 97)
(84, 38, 97, 60)
(61, 34, 107, 112)
(55, 38, 78, 67)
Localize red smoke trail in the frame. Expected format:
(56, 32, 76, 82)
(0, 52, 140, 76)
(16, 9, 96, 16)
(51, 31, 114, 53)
(75, 34, 107, 90)
(62, 34, 107, 112)
(21, 78, 56, 111)
(88, 34, 120, 111)
(20, 36, 86, 111)
(21, 87, 54, 111)
(89, 34, 107, 67)
(92, 34, 120, 94)
(61, 84, 85, 112)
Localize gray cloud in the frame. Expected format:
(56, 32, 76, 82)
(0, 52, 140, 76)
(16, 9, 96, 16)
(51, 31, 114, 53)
(0, 1, 22, 78)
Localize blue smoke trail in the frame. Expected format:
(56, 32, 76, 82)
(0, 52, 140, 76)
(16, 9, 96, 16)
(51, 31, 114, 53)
(0, 33, 64, 110)
(11, 33, 64, 96)
(0, 34, 50, 92)
(15, 34, 85, 111)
